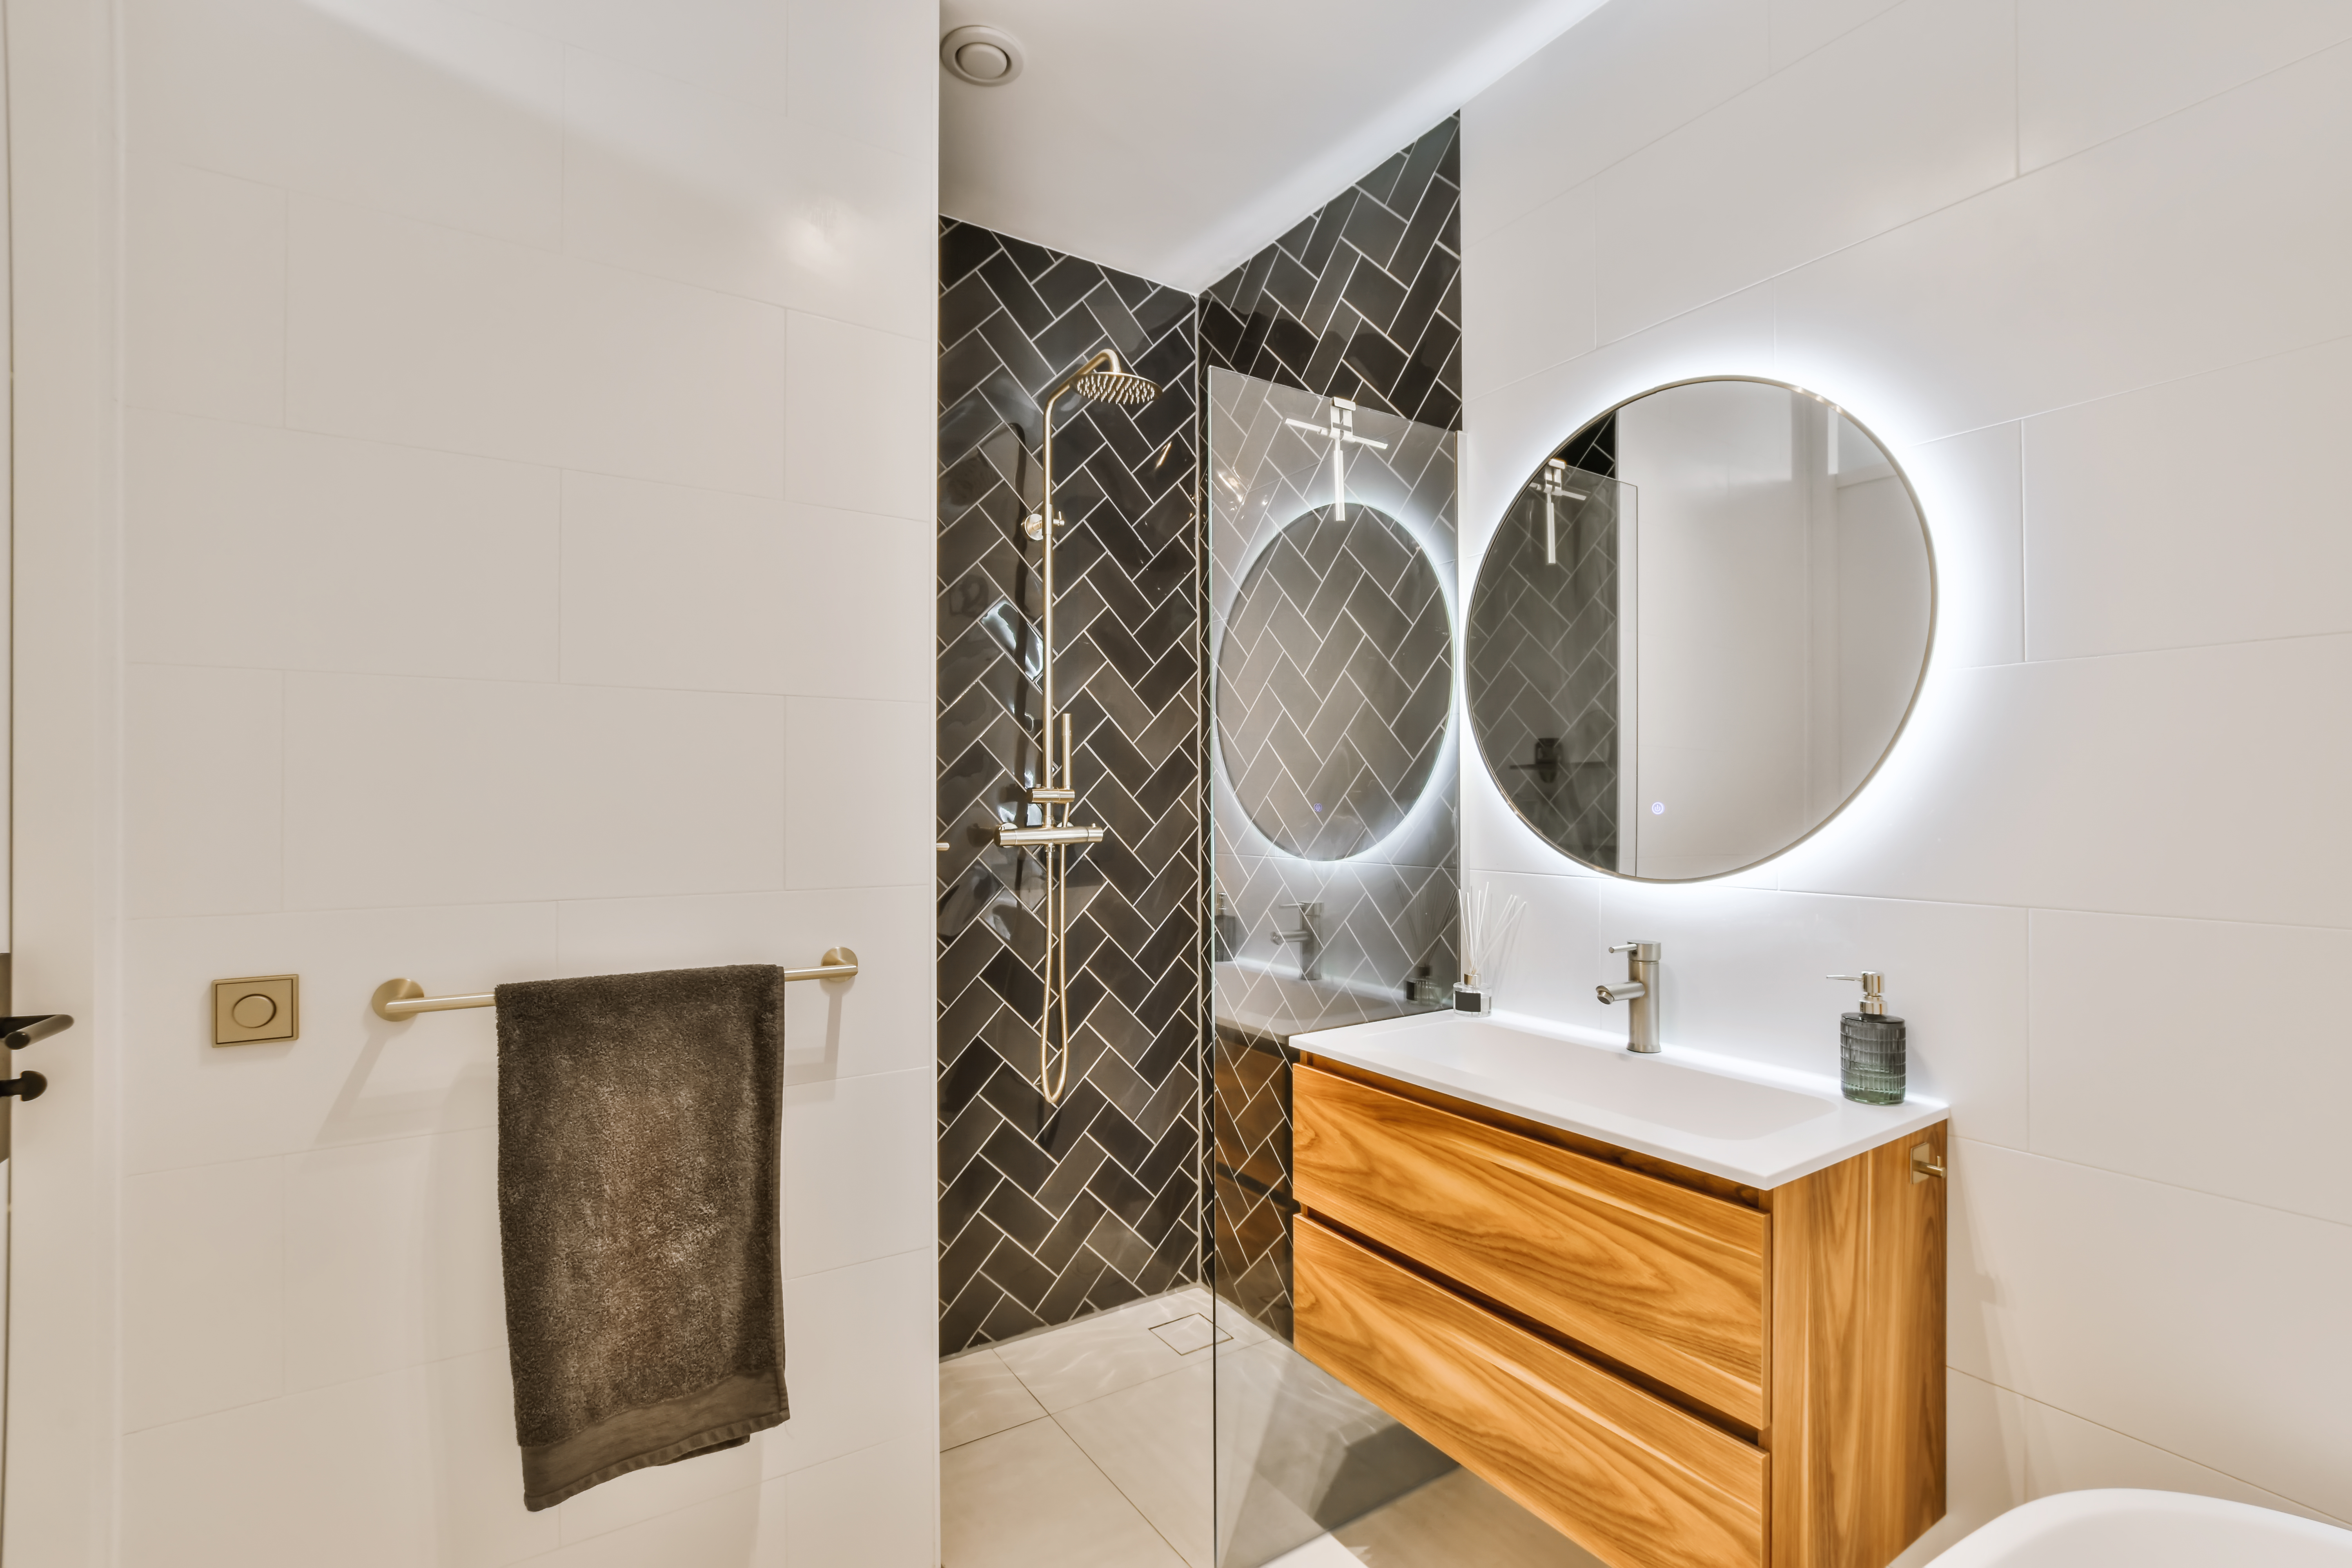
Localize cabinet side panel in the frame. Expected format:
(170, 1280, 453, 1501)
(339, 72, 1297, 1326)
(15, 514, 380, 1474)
(1767, 1124, 1947, 1568)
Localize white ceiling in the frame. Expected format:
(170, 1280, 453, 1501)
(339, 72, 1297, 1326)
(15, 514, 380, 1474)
(936, 0, 1613, 293)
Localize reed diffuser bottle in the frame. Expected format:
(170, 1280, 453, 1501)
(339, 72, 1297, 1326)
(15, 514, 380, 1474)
(1826, 971, 1906, 1104)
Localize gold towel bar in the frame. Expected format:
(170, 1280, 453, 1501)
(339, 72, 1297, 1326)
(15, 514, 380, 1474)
(369, 949, 860, 1021)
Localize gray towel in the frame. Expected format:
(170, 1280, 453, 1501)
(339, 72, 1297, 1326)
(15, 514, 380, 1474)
(494, 964, 789, 1511)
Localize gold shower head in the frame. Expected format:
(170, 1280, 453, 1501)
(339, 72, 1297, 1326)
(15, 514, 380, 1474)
(1073, 365, 1161, 405)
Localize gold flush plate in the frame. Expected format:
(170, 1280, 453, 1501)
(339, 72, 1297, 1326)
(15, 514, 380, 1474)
(213, 975, 298, 1046)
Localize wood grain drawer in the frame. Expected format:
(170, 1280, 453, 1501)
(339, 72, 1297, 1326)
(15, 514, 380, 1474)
(1296, 1216, 1767, 1568)
(1295, 1064, 1771, 1425)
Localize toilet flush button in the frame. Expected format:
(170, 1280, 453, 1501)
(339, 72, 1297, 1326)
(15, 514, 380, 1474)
(213, 975, 299, 1045)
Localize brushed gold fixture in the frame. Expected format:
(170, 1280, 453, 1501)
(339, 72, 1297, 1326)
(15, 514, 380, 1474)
(214, 975, 299, 1045)
(1911, 1141, 1947, 1183)
(369, 949, 860, 1021)
(1002, 348, 1163, 1104)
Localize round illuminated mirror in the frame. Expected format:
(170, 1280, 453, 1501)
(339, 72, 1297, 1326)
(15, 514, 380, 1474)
(1465, 377, 1933, 880)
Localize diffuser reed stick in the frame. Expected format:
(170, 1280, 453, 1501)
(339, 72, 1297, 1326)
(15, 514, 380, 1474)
(1460, 883, 1528, 1000)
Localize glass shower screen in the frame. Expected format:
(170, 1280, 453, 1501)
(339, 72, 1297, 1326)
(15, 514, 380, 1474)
(1208, 370, 1580, 1566)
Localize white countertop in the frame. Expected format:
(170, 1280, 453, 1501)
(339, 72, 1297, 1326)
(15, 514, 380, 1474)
(1288, 1009, 1948, 1190)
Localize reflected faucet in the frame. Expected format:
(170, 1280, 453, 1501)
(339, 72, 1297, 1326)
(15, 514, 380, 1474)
(1272, 902, 1323, 983)
(1596, 940, 1661, 1054)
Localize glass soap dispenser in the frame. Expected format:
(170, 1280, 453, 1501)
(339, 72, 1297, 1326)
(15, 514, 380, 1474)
(1826, 971, 1906, 1104)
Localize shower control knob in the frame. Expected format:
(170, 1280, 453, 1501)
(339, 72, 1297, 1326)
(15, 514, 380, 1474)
(1024, 511, 1046, 540)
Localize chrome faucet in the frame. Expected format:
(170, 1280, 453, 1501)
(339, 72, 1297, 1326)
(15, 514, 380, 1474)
(1595, 940, 1661, 1053)
(1272, 901, 1323, 982)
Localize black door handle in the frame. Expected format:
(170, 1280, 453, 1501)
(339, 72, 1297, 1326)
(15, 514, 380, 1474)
(1, 1014, 73, 1051)
(0, 1015, 72, 1107)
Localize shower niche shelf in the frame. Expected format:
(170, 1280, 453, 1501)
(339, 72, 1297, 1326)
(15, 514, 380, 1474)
(1291, 1056, 1946, 1568)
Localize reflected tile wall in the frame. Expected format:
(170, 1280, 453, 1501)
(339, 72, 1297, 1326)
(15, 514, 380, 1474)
(936, 221, 1203, 1352)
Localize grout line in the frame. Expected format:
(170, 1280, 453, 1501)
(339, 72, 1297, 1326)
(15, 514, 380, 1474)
(1953, 1366, 2352, 1528)
(1956, 1134, 2352, 1235)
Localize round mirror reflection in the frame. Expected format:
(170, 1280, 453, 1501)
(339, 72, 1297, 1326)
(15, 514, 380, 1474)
(1219, 504, 1451, 861)
(1465, 377, 1933, 881)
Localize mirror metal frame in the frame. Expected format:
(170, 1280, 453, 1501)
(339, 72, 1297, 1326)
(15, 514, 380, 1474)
(1466, 374, 1938, 882)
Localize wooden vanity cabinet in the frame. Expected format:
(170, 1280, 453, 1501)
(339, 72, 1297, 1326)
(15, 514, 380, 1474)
(1291, 1058, 1946, 1568)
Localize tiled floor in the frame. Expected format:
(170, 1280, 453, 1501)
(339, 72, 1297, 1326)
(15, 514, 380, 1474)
(941, 1286, 1235, 1568)
(939, 1286, 1603, 1568)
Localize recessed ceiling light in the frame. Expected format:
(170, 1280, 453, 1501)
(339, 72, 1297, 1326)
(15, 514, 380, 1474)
(941, 24, 1025, 86)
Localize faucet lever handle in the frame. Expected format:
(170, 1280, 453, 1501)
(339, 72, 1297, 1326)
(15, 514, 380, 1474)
(1608, 943, 1637, 954)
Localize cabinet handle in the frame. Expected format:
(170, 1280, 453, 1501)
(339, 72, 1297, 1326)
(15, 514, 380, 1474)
(1911, 1142, 1947, 1183)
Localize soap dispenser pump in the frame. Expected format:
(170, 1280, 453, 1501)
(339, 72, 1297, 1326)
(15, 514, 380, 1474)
(1827, 972, 1906, 1105)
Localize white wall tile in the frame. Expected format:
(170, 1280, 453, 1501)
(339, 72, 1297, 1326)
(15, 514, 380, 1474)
(289, 200, 786, 492)
(1950, 1140, 2352, 1521)
(1768, 0, 1911, 70)
(417, 1350, 568, 1566)
(779, 1437, 936, 1568)
(1459, 185, 1596, 401)
(452, 0, 788, 107)
(126, 664, 283, 920)
(122, 1156, 283, 1432)
(784, 696, 931, 891)
(2019, 0, 2352, 171)
(125, 160, 286, 425)
(1776, 637, 2352, 927)
(2028, 909, 2352, 1226)
(535, 1486, 769, 1568)
(283, 672, 786, 908)
(1895, 421, 2022, 670)
(1462, 0, 1770, 245)
(287, 196, 569, 463)
(783, 1069, 933, 1278)
(122, 1355, 559, 1568)
(786, 0, 939, 162)
(127, 410, 560, 681)
(559, 246, 788, 497)
(124, 902, 551, 1175)
(2023, 336, 2352, 661)
(1592, 0, 2015, 343)
(2020, 1394, 2352, 1526)
(283, 1129, 504, 1392)
(126, 0, 564, 246)
(1773, 43, 2352, 443)
(560, 473, 929, 701)
(555, 886, 934, 1084)
(783, 311, 935, 520)
(561, 49, 930, 335)
(762, 1249, 936, 1478)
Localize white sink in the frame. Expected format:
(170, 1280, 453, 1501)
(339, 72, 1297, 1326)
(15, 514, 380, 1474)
(1287, 1011, 1947, 1189)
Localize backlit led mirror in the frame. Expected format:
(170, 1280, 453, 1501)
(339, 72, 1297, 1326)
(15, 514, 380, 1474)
(1465, 377, 1933, 880)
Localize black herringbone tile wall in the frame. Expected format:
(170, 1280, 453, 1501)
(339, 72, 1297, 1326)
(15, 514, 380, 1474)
(1200, 117, 1463, 433)
(936, 220, 1203, 1354)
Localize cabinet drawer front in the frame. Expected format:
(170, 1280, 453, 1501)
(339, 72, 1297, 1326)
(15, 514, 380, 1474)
(1296, 1065, 1770, 1425)
(1296, 1217, 1767, 1568)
